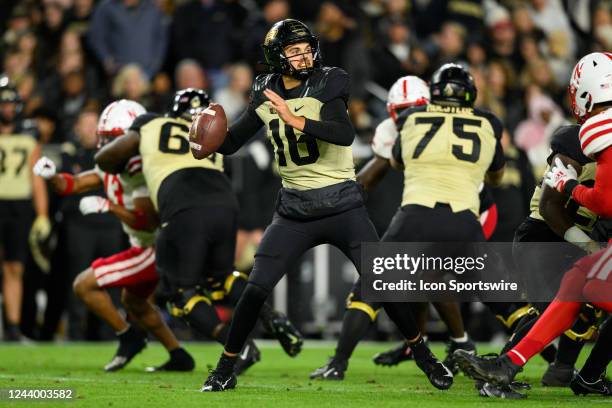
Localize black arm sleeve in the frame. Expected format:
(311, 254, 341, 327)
(392, 136, 403, 165)
(218, 107, 264, 155)
(302, 98, 355, 146)
(488, 140, 506, 171)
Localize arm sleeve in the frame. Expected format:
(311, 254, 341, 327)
(488, 140, 506, 171)
(569, 148, 612, 218)
(217, 107, 264, 155)
(302, 98, 355, 146)
(392, 136, 404, 165)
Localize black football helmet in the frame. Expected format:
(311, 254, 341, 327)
(169, 88, 210, 121)
(0, 77, 23, 124)
(430, 63, 477, 108)
(262, 19, 321, 80)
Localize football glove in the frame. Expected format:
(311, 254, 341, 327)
(544, 157, 578, 194)
(79, 196, 110, 215)
(29, 214, 51, 246)
(33, 156, 57, 179)
(29, 215, 53, 273)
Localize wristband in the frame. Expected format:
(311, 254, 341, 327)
(58, 173, 75, 195)
(563, 179, 579, 197)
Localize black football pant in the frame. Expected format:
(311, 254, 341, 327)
(224, 205, 423, 354)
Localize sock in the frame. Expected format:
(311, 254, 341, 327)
(580, 318, 612, 382)
(555, 334, 585, 367)
(216, 353, 238, 375)
(507, 300, 582, 366)
(540, 344, 557, 364)
(335, 309, 374, 361)
(409, 337, 431, 362)
(382, 302, 420, 340)
(116, 325, 131, 336)
(450, 332, 468, 343)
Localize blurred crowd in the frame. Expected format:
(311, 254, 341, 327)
(1, 0, 611, 341)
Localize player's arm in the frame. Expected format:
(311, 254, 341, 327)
(95, 130, 140, 174)
(217, 107, 264, 155)
(109, 196, 158, 231)
(357, 156, 391, 191)
(389, 136, 404, 170)
(34, 156, 103, 195)
(30, 144, 48, 218)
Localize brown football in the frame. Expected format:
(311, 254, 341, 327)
(189, 103, 227, 160)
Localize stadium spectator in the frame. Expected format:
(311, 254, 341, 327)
(243, 0, 290, 73)
(88, 0, 168, 79)
(213, 63, 253, 124)
(111, 64, 151, 108)
(174, 59, 208, 92)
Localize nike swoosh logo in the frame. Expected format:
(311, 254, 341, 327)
(287, 334, 299, 344)
(240, 345, 250, 360)
(221, 378, 232, 388)
(294, 105, 304, 112)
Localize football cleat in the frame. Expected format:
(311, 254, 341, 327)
(454, 350, 521, 386)
(104, 326, 147, 372)
(443, 338, 477, 374)
(262, 310, 304, 357)
(234, 340, 261, 376)
(477, 381, 528, 399)
(414, 351, 454, 390)
(372, 342, 413, 366)
(145, 347, 195, 372)
(570, 373, 612, 396)
(541, 362, 576, 387)
(200, 369, 237, 392)
(310, 358, 348, 380)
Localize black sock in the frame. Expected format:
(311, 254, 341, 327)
(382, 302, 420, 340)
(335, 309, 374, 361)
(580, 319, 612, 382)
(409, 337, 431, 362)
(225, 283, 269, 354)
(216, 353, 238, 376)
(184, 302, 225, 343)
(555, 333, 585, 366)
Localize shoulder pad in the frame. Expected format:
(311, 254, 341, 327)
(130, 112, 162, 132)
(304, 67, 350, 104)
(579, 109, 612, 157)
(473, 108, 503, 139)
(395, 105, 428, 132)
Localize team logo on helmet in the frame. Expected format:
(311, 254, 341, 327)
(264, 28, 278, 46)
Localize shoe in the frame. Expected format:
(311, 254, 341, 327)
(234, 340, 261, 376)
(443, 338, 477, 374)
(541, 362, 576, 387)
(262, 310, 304, 357)
(454, 350, 521, 386)
(201, 369, 237, 392)
(145, 348, 195, 372)
(4, 324, 21, 341)
(478, 381, 528, 399)
(104, 326, 147, 372)
(310, 358, 348, 380)
(414, 350, 454, 390)
(570, 373, 612, 396)
(372, 342, 413, 366)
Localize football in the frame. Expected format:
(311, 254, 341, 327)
(189, 103, 227, 160)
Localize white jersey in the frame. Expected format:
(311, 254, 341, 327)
(579, 109, 612, 157)
(371, 117, 397, 159)
(94, 156, 155, 248)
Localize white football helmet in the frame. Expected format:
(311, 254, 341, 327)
(97, 99, 146, 146)
(569, 52, 612, 123)
(387, 76, 430, 122)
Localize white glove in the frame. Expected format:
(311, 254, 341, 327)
(33, 156, 57, 179)
(371, 118, 398, 160)
(564, 225, 601, 254)
(79, 196, 110, 215)
(543, 157, 578, 193)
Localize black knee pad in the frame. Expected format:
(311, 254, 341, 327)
(346, 291, 381, 322)
(223, 271, 249, 305)
(167, 287, 212, 317)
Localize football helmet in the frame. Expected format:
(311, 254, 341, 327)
(430, 63, 477, 108)
(569, 52, 612, 123)
(0, 77, 23, 124)
(387, 75, 430, 122)
(97, 99, 146, 146)
(169, 88, 210, 122)
(262, 19, 321, 80)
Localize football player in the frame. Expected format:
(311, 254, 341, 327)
(310, 76, 477, 380)
(455, 52, 612, 396)
(34, 100, 195, 372)
(95, 89, 303, 375)
(198, 19, 453, 392)
(0, 78, 50, 341)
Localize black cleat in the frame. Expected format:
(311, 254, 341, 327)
(145, 347, 195, 372)
(234, 340, 261, 376)
(541, 362, 576, 387)
(310, 358, 348, 380)
(477, 381, 528, 399)
(200, 369, 237, 392)
(454, 350, 521, 386)
(570, 373, 612, 396)
(262, 310, 304, 357)
(443, 338, 477, 374)
(414, 351, 454, 390)
(372, 342, 413, 366)
(104, 326, 147, 372)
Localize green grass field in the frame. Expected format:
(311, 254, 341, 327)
(0, 342, 605, 407)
